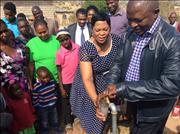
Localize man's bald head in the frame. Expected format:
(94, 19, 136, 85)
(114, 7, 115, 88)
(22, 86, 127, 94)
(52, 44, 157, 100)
(31, 6, 44, 20)
(127, 0, 159, 14)
(127, 0, 160, 36)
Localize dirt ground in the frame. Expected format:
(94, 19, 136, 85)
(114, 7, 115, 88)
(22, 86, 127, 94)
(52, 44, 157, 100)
(164, 115, 180, 134)
(56, 114, 180, 134)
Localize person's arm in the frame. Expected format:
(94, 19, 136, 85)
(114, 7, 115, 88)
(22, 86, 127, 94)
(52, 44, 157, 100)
(117, 38, 180, 101)
(26, 47, 34, 90)
(57, 65, 67, 97)
(109, 35, 180, 102)
(80, 61, 97, 106)
(28, 62, 34, 90)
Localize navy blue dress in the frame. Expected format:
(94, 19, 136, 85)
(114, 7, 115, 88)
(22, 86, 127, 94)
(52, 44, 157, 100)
(70, 34, 121, 134)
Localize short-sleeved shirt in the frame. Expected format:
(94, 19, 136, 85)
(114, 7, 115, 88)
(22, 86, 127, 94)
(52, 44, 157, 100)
(56, 40, 79, 84)
(26, 35, 60, 81)
(2, 17, 20, 38)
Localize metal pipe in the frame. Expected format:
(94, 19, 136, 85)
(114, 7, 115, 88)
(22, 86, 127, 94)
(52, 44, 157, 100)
(109, 102, 117, 134)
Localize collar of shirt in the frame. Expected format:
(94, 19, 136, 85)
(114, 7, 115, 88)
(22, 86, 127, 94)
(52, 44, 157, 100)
(113, 9, 124, 16)
(108, 8, 124, 17)
(172, 21, 178, 27)
(146, 16, 161, 36)
(77, 23, 88, 30)
(75, 23, 90, 45)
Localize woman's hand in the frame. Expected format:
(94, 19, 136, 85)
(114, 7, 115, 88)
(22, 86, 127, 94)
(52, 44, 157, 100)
(106, 84, 117, 99)
(96, 105, 106, 122)
(95, 92, 108, 122)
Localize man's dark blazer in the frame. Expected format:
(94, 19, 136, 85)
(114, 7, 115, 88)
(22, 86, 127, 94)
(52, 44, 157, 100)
(67, 23, 92, 43)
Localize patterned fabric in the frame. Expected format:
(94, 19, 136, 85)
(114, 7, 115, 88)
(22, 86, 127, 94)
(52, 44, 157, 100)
(32, 80, 58, 108)
(0, 41, 27, 89)
(70, 34, 120, 134)
(125, 16, 161, 81)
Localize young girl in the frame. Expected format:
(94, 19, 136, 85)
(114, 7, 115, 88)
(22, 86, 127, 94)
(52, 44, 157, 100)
(6, 81, 36, 134)
(56, 29, 79, 129)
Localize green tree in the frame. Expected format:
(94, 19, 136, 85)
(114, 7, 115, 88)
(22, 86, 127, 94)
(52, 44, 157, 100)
(82, 0, 107, 12)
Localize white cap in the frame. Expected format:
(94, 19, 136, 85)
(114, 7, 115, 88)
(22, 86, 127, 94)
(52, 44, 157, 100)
(56, 28, 70, 38)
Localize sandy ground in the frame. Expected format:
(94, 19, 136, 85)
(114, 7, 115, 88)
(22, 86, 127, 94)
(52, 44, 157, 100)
(164, 115, 180, 134)
(56, 114, 180, 134)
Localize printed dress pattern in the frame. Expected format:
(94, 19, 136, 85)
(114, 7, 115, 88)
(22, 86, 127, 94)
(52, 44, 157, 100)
(0, 41, 27, 89)
(70, 34, 121, 134)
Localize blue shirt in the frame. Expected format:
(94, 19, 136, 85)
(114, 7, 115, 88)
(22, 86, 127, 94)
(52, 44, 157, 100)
(2, 17, 20, 38)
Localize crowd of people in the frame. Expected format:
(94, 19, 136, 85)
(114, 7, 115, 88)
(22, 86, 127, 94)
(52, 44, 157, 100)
(0, 0, 180, 134)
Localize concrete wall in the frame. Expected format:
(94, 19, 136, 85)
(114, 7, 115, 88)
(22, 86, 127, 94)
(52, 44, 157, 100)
(1, 0, 180, 27)
(0, 0, 82, 27)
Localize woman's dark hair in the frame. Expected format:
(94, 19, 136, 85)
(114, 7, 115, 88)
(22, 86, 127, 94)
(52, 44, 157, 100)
(33, 18, 48, 29)
(91, 12, 111, 28)
(87, 5, 98, 14)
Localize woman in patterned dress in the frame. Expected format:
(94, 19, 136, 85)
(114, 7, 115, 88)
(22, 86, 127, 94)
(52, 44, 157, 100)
(70, 12, 122, 134)
(0, 19, 27, 90)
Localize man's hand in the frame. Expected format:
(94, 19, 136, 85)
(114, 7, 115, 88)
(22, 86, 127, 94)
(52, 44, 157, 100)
(106, 84, 117, 99)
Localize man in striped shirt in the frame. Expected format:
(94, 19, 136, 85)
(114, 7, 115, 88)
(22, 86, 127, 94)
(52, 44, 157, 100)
(32, 66, 61, 134)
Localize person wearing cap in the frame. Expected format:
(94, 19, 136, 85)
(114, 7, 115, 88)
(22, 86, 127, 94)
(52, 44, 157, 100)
(2, 2, 20, 38)
(55, 29, 79, 130)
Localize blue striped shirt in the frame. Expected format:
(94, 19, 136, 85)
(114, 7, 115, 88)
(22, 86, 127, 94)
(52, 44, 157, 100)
(32, 80, 58, 108)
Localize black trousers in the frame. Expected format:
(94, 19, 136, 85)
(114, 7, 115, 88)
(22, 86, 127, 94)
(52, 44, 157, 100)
(61, 84, 74, 125)
(131, 116, 168, 134)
